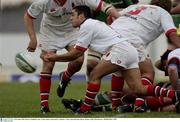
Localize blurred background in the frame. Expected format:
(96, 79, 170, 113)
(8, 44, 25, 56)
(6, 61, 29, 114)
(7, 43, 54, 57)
(0, 0, 169, 83)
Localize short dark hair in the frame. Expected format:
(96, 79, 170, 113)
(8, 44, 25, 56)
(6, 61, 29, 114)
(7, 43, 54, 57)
(73, 5, 92, 19)
(150, 0, 172, 12)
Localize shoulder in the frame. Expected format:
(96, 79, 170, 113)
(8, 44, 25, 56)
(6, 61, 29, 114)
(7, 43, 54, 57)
(156, 5, 171, 15)
(80, 19, 97, 29)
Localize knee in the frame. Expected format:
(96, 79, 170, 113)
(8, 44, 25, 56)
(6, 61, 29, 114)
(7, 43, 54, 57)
(89, 69, 102, 81)
(140, 63, 155, 81)
(73, 56, 84, 67)
(42, 62, 54, 72)
(141, 69, 155, 82)
(77, 56, 84, 65)
(87, 59, 99, 72)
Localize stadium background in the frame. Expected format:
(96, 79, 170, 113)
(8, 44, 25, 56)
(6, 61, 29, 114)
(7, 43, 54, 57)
(0, 0, 179, 83)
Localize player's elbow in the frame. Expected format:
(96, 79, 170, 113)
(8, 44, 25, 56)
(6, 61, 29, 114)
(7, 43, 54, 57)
(101, 2, 120, 18)
(168, 32, 180, 48)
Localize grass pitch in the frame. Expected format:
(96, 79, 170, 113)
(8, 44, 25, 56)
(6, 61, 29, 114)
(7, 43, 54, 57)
(0, 81, 180, 118)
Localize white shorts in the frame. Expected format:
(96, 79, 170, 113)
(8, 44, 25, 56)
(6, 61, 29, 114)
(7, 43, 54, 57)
(38, 28, 79, 51)
(129, 41, 150, 62)
(102, 41, 139, 69)
(87, 41, 149, 63)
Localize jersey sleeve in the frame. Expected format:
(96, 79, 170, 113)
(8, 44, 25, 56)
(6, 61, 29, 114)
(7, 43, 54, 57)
(74, 22, 93, 52)
(159, 8, 177, 37)
(27, 0, 47, 19)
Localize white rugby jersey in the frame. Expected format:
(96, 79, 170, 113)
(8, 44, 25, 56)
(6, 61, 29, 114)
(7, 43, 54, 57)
(111, 5, 177, 47)
(74, 19, 127, 54)
(27, 0, 102, 41)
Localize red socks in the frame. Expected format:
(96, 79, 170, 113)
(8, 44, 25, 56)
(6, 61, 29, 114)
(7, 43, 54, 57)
(146, 85, 175, 99)
(134, 77, 152, 108)
(146, 96, 164, 110)
(141, 77, 153, 85)
(62, 63, 76, 81)
(111, 75, 124, 109)
(39, 72, 52, 107)
(80, 82, 100, 112)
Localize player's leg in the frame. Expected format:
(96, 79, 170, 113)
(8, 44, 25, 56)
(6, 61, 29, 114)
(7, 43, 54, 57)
(111, 72, 125, 111)
(121, 52, 180, 113)
(77, 41, 140, 113)
(145, 96, 174, 112)
(86, 49, 125, 110)
(39, 50, 56, 114)
(133, 59, 155, 112)
(86, 49, 102, 81)
(139, 58, 154, 84)
(78, 59, 124, 113)
(110, 43, 154, 110)
(122, 68, 180, 113)
(57, 45, 84, 97)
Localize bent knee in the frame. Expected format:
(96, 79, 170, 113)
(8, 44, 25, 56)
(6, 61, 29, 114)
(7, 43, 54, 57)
(73, 56, 84, 66)
(89, 70, 103, 81)
(87, 59, 99, 71)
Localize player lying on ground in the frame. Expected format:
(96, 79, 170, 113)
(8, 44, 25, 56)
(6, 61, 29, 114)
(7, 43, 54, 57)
(61, 80, 176, 113)
(42, 5, 180, 114)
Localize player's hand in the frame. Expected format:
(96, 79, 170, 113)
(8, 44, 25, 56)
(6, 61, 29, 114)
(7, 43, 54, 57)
(27, 40, 37, 52)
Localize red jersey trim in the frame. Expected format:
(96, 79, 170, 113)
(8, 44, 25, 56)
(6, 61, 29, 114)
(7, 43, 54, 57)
(26, 11, 36, 19)
(165, 28, 177, 37)
(74, 45, 87, 52)
(96, 0, 103, 12)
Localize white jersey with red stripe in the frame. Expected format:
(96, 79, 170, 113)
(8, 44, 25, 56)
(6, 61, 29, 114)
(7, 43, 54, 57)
(27, 0, 102, 50)
(74, 19, 127, 54)
(111, 4, 177, 47)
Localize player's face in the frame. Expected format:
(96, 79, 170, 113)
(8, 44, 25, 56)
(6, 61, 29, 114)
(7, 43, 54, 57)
(70, 9, 81, 28)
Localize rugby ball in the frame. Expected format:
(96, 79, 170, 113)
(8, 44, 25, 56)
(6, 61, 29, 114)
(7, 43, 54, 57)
(15, 51, 37, 73)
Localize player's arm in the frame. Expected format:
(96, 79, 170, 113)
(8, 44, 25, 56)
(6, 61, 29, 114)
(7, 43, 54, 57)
(101, 1, 120, 19)
(43, 48, 84, 62)
(24, 12, 37, 52)
(168, 32, 180, 47)
(160, 10, 180, 47)
(171, 4, 180, 14)
(24, 1, 45, 52)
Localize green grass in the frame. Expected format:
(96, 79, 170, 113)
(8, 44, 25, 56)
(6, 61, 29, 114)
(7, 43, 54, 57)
(0, 81, 180, 118)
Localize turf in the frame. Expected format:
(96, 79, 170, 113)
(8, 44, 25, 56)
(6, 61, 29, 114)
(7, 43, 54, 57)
(0, 81, 180, 118)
